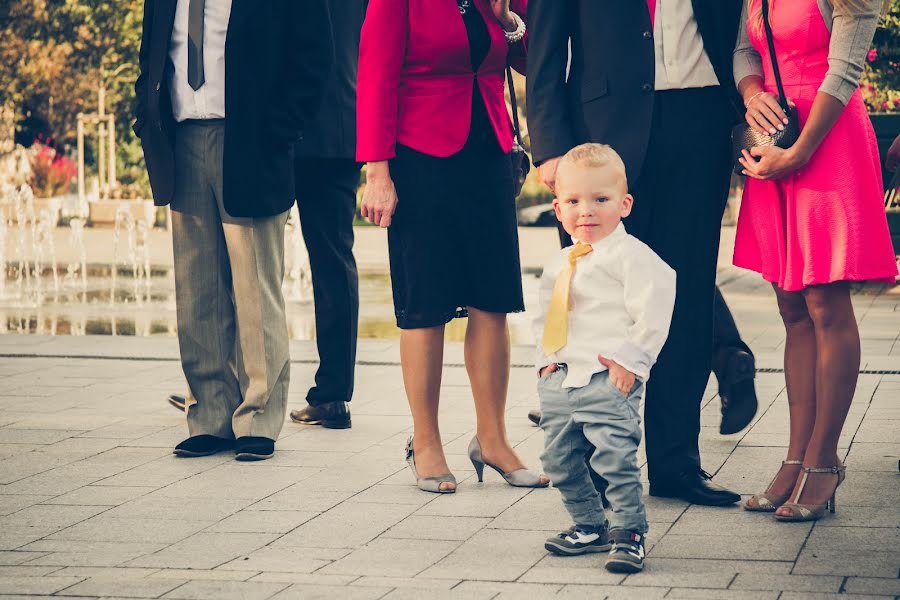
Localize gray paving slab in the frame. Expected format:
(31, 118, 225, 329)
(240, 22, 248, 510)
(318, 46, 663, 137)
(58, 577, 187, 598)
(160, 580, 289, 600)
(321, 538, 460, 578)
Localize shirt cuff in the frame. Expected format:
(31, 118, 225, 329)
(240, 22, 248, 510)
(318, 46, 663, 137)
(605, 340, 652, 382)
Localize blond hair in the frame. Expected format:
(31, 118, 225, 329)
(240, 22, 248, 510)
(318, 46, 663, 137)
(556, 143, 628, 192)
(748, 0, 889, 35)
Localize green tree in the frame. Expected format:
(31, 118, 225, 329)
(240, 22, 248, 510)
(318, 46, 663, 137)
(1, 0, 146, 191)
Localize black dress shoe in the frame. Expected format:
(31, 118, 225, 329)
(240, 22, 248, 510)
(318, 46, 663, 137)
(527, 409, 541, 426)
(289, 401, 351, 429)
(718, 350, 758, 435)
(173, 435, 234, 457)
(649, 468, 740, 506)
(235, 436, 275, 461)
(168, 394, 186, 412)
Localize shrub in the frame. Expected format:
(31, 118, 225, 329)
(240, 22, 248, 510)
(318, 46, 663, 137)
(861, 1, 900, 113)
(28, 137, 76, 197)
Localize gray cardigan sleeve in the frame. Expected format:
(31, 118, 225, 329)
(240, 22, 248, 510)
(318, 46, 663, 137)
(733, 1, 764, 89)
(733, 0, 881, 106)
(820, 0, 881, 105)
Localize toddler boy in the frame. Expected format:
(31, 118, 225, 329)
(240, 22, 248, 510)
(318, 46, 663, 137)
(534, 143, 676, 573)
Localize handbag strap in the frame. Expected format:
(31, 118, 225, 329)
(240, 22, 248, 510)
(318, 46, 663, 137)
(506, 65, 525, 147)
(761, 0, 790, 112)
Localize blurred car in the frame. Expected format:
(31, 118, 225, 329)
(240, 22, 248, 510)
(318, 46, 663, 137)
(517, 202, 556, 226)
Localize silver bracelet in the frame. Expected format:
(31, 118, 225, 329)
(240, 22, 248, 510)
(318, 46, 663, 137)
(504, 11, 525, 44)
(744, 90, 766, 108)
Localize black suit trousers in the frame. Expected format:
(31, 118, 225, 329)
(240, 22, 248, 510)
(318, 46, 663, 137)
(625, 86, 734, 481)
(294, 158, 361, 406)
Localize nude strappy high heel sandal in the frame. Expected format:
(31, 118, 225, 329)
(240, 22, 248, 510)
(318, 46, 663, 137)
(744, 459, 803, 512)
(775, 464, 846, 522)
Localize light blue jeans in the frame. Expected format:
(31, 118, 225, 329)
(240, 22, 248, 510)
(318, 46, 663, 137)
(538, 366, 647, 534)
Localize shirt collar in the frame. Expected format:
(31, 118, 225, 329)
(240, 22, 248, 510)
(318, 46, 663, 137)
(571, 221, 627, 252)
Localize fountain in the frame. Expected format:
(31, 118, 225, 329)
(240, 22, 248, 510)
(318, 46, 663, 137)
(134, 218, 152, 305)
(110, 203, 136, 305)
(63, 217, 88, 303)
(0, 214, 7, 300)
(36, 208, 60, 300)
(13, 185, 34, 302)
(285, 205, 313, 302)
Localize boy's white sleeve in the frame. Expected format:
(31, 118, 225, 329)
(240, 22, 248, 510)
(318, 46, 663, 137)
(533, 258, 557, 374)
(605, 243, 676, 381)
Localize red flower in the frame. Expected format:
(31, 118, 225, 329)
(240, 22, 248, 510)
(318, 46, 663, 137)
(867, 48, 877, 62)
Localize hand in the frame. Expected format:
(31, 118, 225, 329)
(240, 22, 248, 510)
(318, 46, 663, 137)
(598, 356, 635, 396)
(539, 363, 558, 378)
(739, 146, 809, 181)
(887, 134, 900, 173)
(538, 156, 562, 193)
(490, 0, 516, 31)
(744, 90, 791, 136)
(361, 162, 398, 228)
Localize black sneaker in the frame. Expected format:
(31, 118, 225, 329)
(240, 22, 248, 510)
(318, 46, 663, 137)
(605, 530, 645, 573)
(544, 526, 611, 556)
(527, 409, 542, 426)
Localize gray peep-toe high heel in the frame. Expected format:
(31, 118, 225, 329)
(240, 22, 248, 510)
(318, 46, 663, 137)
(468, 436, 550, 488)
(405, 436, 457, 494)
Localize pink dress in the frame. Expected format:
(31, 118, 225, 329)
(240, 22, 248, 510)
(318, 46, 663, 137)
(733, 0, 898, 291)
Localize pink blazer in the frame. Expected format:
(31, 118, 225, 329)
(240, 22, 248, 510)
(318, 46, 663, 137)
(356, 0, 527, 162)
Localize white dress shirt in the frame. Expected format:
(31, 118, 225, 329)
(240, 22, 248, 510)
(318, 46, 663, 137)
(653, 0, 720, 90)
(533, 223, 677, 389)
(168, 0, 232, 122)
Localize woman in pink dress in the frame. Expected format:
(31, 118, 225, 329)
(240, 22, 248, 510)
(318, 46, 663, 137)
(732, 0, 896, 521)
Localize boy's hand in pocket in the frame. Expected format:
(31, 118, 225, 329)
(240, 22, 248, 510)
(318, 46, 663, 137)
(539, 363, 559, 378)
(598, 356, 635, 396)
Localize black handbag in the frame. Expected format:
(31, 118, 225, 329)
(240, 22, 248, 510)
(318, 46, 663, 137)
(731, 0, 800, 175)
(507, 65, 531, 197)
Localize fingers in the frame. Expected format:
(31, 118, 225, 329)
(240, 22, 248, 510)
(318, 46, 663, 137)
(548, 362, 559, 373)
(760, 93, 788, 126)
(597, 355, 611, 367)
(746, 92, 788, 135)
(739, 152, 764, 180)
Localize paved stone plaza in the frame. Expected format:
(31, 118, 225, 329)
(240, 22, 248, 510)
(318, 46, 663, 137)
(1, 234, 899, 599)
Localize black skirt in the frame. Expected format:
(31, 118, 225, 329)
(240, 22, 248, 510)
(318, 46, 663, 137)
(387, 118, 524, 329)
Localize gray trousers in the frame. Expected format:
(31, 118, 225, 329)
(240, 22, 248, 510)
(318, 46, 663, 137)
(171, 121, 290, 441)
(539, 367, 647, 534)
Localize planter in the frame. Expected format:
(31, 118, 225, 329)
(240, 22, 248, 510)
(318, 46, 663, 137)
(88, 199, 157, 227)
(887, 208, 900, 256)
(871, 113, 900, 256)
(0, 195, 62, 225)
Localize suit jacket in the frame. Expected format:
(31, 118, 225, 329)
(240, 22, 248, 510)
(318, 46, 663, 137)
(356, 0, 527, 162)
(526, 0, 743, 183)
(296, 0, 366, 159)
(133, 0, 334, 217)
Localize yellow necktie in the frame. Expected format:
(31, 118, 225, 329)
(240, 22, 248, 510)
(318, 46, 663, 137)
(542, 242, 594, 355)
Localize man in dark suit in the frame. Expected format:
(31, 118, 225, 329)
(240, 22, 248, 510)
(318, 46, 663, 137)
(134, 0, 333, 460)
(527, 0, 744, 505)
(288, 0, 367, 430)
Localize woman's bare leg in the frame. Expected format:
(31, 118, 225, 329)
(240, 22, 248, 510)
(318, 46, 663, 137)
(779, 283, 858, 512)
(465, 307, 545, 481)
(401, 325, 455, 491)
(766, 286, 818, 497)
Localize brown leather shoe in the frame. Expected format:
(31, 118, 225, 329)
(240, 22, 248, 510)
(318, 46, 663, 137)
(289, 401, 351, 429)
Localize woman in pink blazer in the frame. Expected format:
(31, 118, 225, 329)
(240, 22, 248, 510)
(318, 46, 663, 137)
(358, 0, 547, 494)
